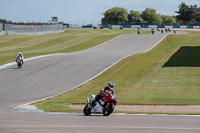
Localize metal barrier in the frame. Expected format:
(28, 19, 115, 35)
(67, 25, 200, 29)
(0, 23, 3, 31)
(82, 25, 93, 28)
(4, 24, 64, 35)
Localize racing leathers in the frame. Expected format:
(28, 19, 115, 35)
(91, 86, 117, 107)
(16, 54, 24, 65)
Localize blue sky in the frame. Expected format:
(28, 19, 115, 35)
(0, 0, 200, 25)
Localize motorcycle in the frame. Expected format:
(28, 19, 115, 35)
(83, 88, 118, 116)
(16, 57, 23, 69)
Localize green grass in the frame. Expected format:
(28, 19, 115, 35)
(1, 28, 200, 114)
(0, 28, 150, 65)
(33, 31, 200, 113)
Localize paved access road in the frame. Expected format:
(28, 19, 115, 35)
(0, 32, 199, 133)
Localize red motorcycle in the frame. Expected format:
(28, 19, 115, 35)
(83, 88, 118, 116)
(16, 57, 23, 69)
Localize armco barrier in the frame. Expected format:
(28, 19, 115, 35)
(157, 25, 165, 28)
(102, 25, 111, 28)
(173, 26, 181, 28)
(63, 25, 69, 28)
(180, 26, 186, 28)
(193, 26, 200, 29)
(140, 25, 149, 28)
(131, 25, 140, 28)
(82, 25, 93, 28)
(68, 25, 200, 29)
(165, 26, 173, 28)
(122, 25, 131, 28)
(187, 26, 193, 28)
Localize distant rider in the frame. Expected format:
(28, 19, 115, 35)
(151, 28, 155, 34)
(16, 52, 24, 65)
(137, 27, 141, 34)
(91, 82, 117, 107)
(161, 29, 164, 34)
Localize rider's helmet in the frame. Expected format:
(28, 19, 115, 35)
(108, 82, 115, 90)
(19, 52, 22, 56)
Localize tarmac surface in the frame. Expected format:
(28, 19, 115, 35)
(0, 31, 199, 133)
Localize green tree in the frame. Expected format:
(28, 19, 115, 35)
(194, 8, 200, 22)
(128, 10, 140, 21)
(175, 2, 200, 24)
(189, 4, 198, 22)
(175, 2, 192, 23)
(141, 8, 162, 25)
(128, 10, 141, 25)
(161, 15, 176, 25)
(0, 18, 12, 23)
(101, 7, 128, 25)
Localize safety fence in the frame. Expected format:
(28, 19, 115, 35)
(0, 23, 3, 31)
(0, 23, 5, 36)
(80, 25, 200, 29)
(4, 24, 64, 35)
(1, 23, 199, 36)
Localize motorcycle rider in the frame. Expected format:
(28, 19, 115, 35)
(151, 28, 155, 34)
(16, 52, 24, 65)
(91, 82, 117, 107)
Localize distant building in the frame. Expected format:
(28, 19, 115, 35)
(52, 17, 58, 23)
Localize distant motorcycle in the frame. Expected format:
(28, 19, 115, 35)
(83, 89, 118, 116)
(16, 57, 23, 69)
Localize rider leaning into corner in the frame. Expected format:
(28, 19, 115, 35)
(91, 82, 118, 107)
(16, 52, 24, 65)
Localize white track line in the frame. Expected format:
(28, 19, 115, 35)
(14, 34, 168, 112)
(0, 125, 199, 131)
(0, 53, 65, 70)
(0, 35, 122, 70)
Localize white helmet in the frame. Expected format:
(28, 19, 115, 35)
(108, 82, 115, 90)
(18, 52, 22, 56)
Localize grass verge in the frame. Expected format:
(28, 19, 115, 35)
(0, 28, 150, 65)
(33, 31, 200, 114)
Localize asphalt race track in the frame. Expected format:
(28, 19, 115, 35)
(0, 32, 199, 133)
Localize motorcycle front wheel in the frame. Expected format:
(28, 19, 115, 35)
(103, 103, 114, 116)
(18, 64, 20, 69)
(83, 103, 91, 116)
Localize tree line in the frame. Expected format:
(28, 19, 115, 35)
(1, 2, 200, 26)
(0, 18, 12, 23)
(176, 2, 200, 25)
(102, 2, 200, 25)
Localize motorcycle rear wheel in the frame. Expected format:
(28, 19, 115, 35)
(103, 103, 114, 116)
(83, 104, 91, 116)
